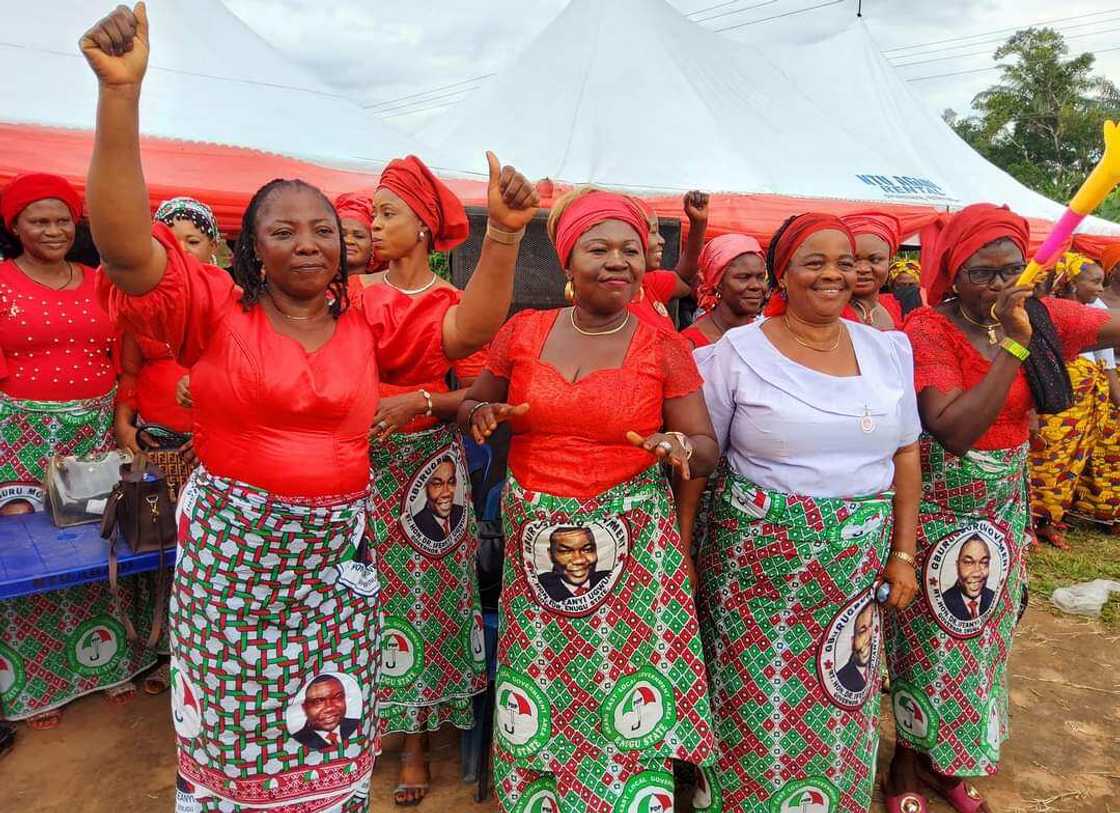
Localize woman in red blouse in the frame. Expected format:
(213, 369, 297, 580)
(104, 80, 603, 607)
(350, 156, 491, 805)
(0, 172, 158, 729)
(115, 196, 219, 455)
(81, 7, 536, 811)
(842, 211, 905, 330)
(884, 204, 1120, 813)
(458, 188, 718, 813)
(680, 233, 768, 350)
(628, 191, 710, 330)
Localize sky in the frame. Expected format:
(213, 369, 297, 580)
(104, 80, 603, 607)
(221, 0, 1120, 130)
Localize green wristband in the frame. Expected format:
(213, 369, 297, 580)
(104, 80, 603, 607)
(999, 337, 1030, 361)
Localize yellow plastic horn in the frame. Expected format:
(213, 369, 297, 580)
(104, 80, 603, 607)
(1015, 120, 1120, 288)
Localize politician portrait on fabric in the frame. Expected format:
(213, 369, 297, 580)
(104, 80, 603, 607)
(409, 456, 466, 543)
(941, 534, 996, 622)
(537, 526, 611, 601)
(285, 672, 363, 752)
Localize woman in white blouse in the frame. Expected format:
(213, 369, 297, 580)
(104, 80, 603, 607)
(687, 213, 920, 813)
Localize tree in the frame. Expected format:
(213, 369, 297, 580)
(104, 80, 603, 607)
(946, 28, 1120, 220)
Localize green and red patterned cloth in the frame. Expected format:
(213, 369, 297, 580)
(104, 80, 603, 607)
(493, 467, 714, 813)
(886, 436, 1026, 777)
(170, 468, 379, 813)
(368, 423, 485, 736)
(696, 468, 893, 813)
(0, 391, 161, 721)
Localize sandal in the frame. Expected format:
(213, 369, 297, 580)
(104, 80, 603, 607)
(882, 782, 929, 813)
(393, 783, 431, 807)
(25, 710, 61, 730)
(1035, 521, 1071, 550)
(104, 681, 137, 705)
(394, 749, 431, 807)
(930, 780, 986, 813)
(144, 662, 171, 695)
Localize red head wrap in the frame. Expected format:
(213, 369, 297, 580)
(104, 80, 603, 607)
(1101, 243, 1120, 278)
(2, 173, 82, 229)
(920, 203, 1029, 305)
(696, 234, 763, 311)
(334, 191, 373, 230)
(552, 191, 650, 268)
(841, 211, 902, 256)
(377, 155, 469, 252)
(763, 213, 855, 317)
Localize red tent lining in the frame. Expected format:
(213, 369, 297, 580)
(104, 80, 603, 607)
(2, 122, 1116, 259)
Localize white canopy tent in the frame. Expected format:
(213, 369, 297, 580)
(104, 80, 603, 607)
(0, 0, 414, 169)
(428, 0, 1120, 237)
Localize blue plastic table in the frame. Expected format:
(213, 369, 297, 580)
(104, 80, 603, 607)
(0, 512, 174, 600)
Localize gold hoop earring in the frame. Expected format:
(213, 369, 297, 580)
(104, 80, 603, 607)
(564, 280, 574, 303)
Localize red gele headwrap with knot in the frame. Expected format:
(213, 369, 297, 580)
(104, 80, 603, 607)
(334, 191, 373, 230)
(763, 213, 855, 317)
(920, 203, 1029, 306)
(552, 191, 649, 268)
(377, 155, 469, 251)
(841, 211, 902, 256)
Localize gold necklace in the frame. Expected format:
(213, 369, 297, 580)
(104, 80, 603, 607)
(958, 304, 1000, 345)
(268, 293, 326, 321)
(783, 316, 843, 352)
(384, 271, 437, 295)
(570, 308, 631, 336)
(16, 259, 73, 291)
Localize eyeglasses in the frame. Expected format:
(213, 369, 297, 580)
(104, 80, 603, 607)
(961, 263, 1027, 286)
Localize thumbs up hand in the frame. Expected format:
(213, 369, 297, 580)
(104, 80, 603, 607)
(486, 151, 539, 233)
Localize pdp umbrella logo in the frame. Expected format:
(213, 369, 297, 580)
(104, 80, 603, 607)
(67, 616, 125, 677)
(982, 696, 1002, 761)
(170, 664, 202, 739)
(0, 642, 26, 704)
(728, 482, 772, 519)
(512, 778, 560, 813)
(468, 612, 486, 664)
(379, 616, 423, 688)
(602, 667, 677, 749)
(692, 765, 723, 812)
(770, 778, 840, 813)
(618, 770, 676, 813)
(891, 682, 938, 749)
(494, 668, 550, 757)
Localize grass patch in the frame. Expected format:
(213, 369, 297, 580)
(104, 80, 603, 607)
(1028, 525, 1120, 629)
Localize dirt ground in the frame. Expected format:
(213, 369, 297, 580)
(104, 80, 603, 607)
(2, 604, 1117, 813)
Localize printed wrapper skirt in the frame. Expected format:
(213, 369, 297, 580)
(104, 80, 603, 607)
(1029, 357, 1105, 523)
(0, 390, 158, 721)
(170, 468, 380, 813)
(885, 436, 1028, 777)
(368, 422, 485, 736)
(695, 468, 893, 813)
(1074, 380, 1120, 523)
(493, 466, 714, 813)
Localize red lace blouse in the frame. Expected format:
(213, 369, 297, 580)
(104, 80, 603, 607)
(484, 308, 703, 497)
(100, 223, 454, 497)
(0, 261, 116, 400)
(905, 298, 1109, 450)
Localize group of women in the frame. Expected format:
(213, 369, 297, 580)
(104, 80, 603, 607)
(0, 5, 1117, 813)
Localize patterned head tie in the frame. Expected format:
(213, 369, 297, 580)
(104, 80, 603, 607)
(155, 196, 220, 242)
